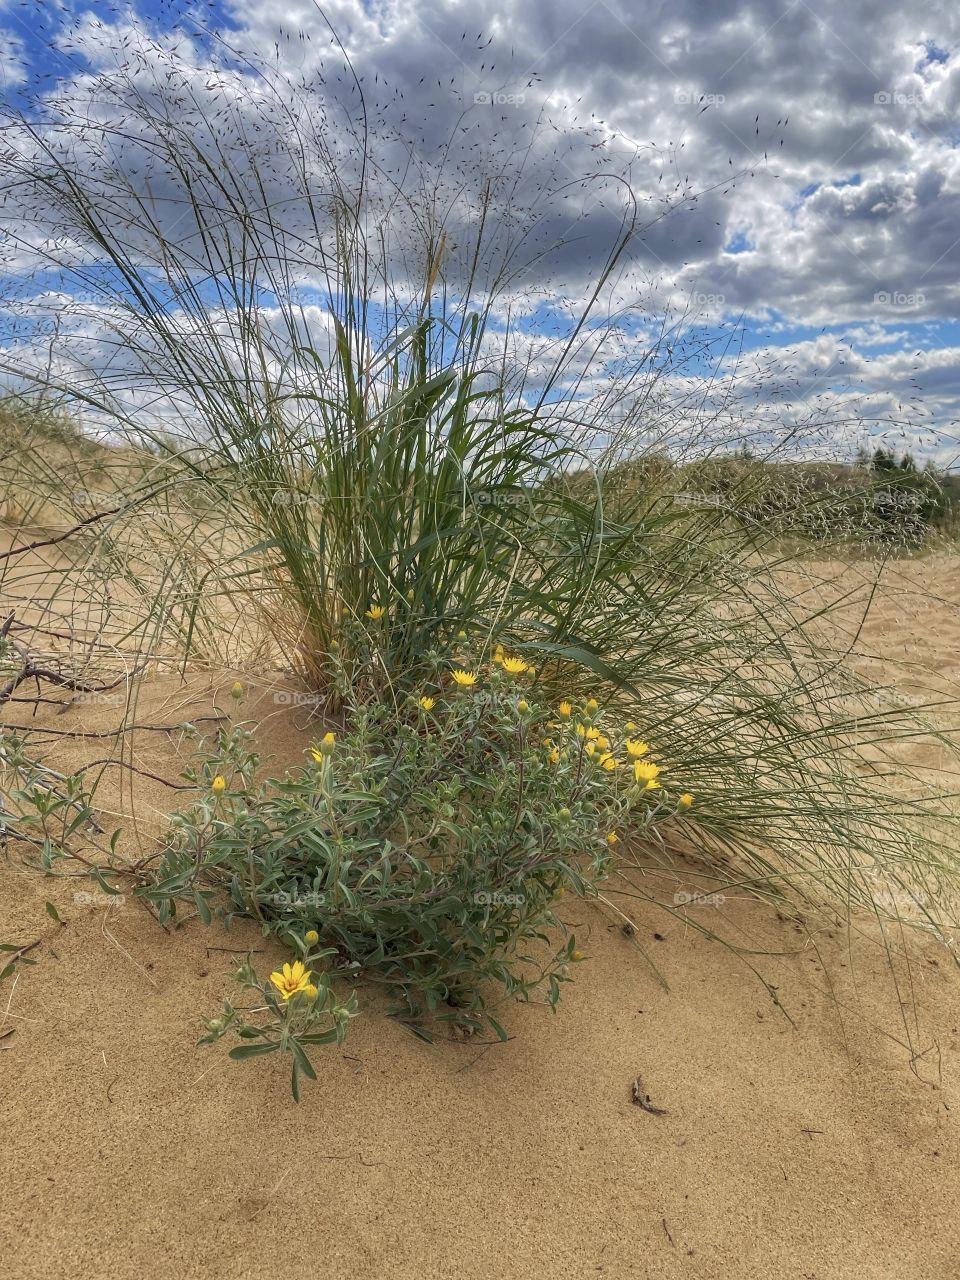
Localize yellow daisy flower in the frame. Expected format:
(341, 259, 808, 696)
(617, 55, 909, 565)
(269, 960, 312, 1001)
(230, 681, 244, 698)
(418, 695, 436, 711)
(606, 831, 618, 844)
(625, 738, 650, 759)
(678, 792, 694, 809)
(365, 604, 385, 620)
(585, 698, 599, 713)
(601, 756, 620, 771)
(634, 759, 661, 783)
(211, 775, 226, 794)
(548, 747, 560, 764)
(558, 700, 572, 718)
(501, 656, 529, 675)
(451, 669, 478, 688)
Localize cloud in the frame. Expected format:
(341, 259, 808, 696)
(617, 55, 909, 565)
(0, 28, 27, 87)
(0, 0, 958, 456)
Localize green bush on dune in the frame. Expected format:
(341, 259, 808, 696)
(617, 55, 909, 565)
(0, 36, 958, 1093)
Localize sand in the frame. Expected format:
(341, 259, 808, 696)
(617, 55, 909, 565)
(2, 558, 960, 1279)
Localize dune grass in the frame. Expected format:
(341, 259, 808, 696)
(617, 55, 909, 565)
(0, 35, 958, 1066)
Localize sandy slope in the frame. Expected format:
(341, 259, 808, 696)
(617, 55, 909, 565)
(2, 561, 960, 1279)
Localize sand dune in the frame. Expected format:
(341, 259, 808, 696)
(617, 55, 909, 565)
(2, 560, 960, 1279)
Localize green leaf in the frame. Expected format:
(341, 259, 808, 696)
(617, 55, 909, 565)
(228, 1042, 280, 1060)
(291, 1039, 317, 1080)
(45, 901, 62, 924)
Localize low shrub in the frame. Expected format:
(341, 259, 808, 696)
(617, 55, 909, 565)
(140, 656, 696, 1088)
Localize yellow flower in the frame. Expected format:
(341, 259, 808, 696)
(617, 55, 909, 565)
(606, 831, 618, 844)
(634, 759, 661, 784)
(501, 656, 529, 675)
(451, 669, 477, 688)
(269, 960, 312, 1001)
(678, 792, 694, 810)
(312, 731, 336, 761)
(230, 681, 244, 699)
(558, 701, 572, 718)
(517, 699, 530, 712)
(310, 748, 323, 765)
(548, 748, 560, 764)
(625, 721, 637, 731)
(418, 695, 436, 711)
(493, 644, 506, 666)
(625, 738, 650, 759)
(211, 775, 226, 794)
(303, 983, 319, 1002)
(585, 742, 597, 757)
(304, 929, 319, 946)
(585, 698, 599, 713)
(645, 779, 660, 790)
(575, 722, 587, 738)
(366, 604, 385, 620)
(601, 756, 620, 771)
(595, 735, 610, 751)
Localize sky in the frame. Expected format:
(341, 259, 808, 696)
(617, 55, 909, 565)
(0, 0, 958, 464)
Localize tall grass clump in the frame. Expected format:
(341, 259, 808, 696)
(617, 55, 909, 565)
(0, 18, 958, 1059)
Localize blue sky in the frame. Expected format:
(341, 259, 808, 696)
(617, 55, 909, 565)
(1, 0, 959, 465)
